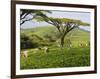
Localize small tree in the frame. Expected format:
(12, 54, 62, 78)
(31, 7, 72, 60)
(38, 17, 90, 47)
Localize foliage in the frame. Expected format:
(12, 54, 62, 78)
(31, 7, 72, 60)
(20, 9, 51, 25)
(21, 31, 53, 49)
(37, 17, 90, 47)
(21, 33, 40, 49)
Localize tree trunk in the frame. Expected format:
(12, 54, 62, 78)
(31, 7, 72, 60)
(60, 35, 65, 48)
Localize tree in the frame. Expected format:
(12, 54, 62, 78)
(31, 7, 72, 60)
(20, 9, 51, 26)
(21, 33, 40, 49)
(38, 17, 90, 47)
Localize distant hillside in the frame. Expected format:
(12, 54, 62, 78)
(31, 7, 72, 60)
(21, 26, 90, 43)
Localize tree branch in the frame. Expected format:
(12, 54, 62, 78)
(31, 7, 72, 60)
(20, 16, 34, 25)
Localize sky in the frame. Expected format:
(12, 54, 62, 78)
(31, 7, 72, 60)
(21, 10, 90, 29)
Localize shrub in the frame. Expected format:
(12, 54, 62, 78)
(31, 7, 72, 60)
(21, 33, 39, 49)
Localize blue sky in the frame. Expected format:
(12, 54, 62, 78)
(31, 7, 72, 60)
(21, 10, 90, 29)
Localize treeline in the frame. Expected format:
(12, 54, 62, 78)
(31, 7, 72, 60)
(20, 30, 59, 49)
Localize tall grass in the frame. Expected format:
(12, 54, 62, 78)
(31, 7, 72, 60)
(21, 47, 90, 69)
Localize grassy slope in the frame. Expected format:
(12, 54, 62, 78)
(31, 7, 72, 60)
(21, 26, 55, 37)
(20, 26, 90, 69)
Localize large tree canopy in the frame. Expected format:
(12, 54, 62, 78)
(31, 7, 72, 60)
(20, 9, 51, 25)
(37, 17, 90, 47)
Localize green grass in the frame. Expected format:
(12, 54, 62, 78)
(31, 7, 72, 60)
(20, 47, 90, 69)
(21, 26, 56, 37)
(20, 26, 90, 69)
